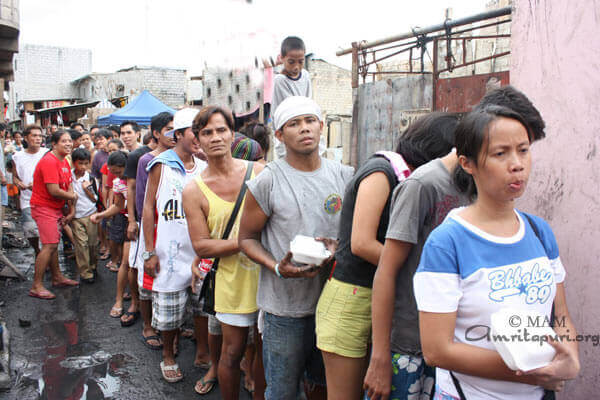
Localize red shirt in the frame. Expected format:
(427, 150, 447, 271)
(101, 163, 116, 189)
(30, 152, 72, 209)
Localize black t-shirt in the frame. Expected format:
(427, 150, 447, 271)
(124, 145, 151, 179)
(124, 145, 151, 221)
(333, 156, 398, 288)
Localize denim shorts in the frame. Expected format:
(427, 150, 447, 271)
(108, 213, 127, 244)
(262, 312, 326, 400)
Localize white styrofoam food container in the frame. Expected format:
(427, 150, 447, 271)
(290, 235, 331, 265)
(490, 308, 557, 371)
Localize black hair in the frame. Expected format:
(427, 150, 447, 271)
(108, 138, 124, 149)
(395, 112, 460, 169)
(50, 130, 71, 144)
(0, 123, 7, 132)
(90, 124, 99, 132)
(108, 125, 120, 136)
(150, 112, 174, 142)
(143, 131, 152, 145)
(23, 124, 43, 137)
(281, 36, 305, 57)
(454, 105, 533, 199)
(79, 130, 91, 137)
(95, 128, 113, 141)
(70, 122, 84, 130)
(193, 105, 235, 135)
(475, 85, 545, 141)
(72, 148, 91, 162)
(68, 129, 82, 141)
(120, 120, 141, 133)
(240, 120, 270, 156)
(107, 150, 127, 167)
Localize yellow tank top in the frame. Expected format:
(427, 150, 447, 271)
(194, 164, 259, 314)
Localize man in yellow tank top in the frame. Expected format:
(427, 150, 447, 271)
(183, 105, 264, 399)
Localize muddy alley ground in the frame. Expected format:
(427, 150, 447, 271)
(0, 208, 251, 400)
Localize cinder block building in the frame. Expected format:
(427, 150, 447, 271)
(8, 44, 92, 124)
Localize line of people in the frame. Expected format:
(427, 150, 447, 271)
(13, 34, 581, 400)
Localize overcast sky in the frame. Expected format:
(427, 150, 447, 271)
(20, 0, 490, 75)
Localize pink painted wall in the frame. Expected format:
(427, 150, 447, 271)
(511, 0, 600, 397)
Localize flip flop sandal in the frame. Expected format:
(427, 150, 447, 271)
(120, 311, 140, 327)
(52, 279, 79, 287)
(194, 376, 217, 395)
(141, 334, 163, 350)
(108, 262, 120, 273)
(100, 252, 111, 260)
(110, 307, 123, 318)
(194, 361, 211, 369)
(28, 289, 56, 300)
(160, 361, 183, 383)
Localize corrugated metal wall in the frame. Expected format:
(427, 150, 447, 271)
(354, 74, 432, 167)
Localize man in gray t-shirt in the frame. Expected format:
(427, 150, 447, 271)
(364, 155, 469, 399)
(240, 96, 353, 399)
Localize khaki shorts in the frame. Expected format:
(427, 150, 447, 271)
(315, 277, 372, 358)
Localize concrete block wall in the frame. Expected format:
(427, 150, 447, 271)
(187, 79, 203, 103)
(12, 44, 91, 101)
(308, 59, 353, 117)
(141, 68, 186, 107)
(202, 67, 263, 115)
(73, 67, 187, 108)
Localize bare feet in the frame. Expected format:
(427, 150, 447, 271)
(240, 357, 255, 393)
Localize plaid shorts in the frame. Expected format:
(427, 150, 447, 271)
(208, 314, 222, 336)
(151, 290, 188, 331)
(189, 288, 208, 317)
(139, 286, 152, 301)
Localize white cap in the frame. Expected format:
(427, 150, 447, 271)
(165, 108, 200, 137)
(273, 96, 322, 131)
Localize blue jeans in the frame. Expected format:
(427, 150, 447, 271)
(365, 353, 435, 400)
(262, 312, 326, 400)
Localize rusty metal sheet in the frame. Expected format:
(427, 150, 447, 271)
(435, 71, 510, 112)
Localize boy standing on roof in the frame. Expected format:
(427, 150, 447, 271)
(272, 36, 323, 159)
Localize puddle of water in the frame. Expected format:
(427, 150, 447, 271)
(11, 350, 131, 399)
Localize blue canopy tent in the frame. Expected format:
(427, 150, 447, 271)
(97, 90, 176, 126)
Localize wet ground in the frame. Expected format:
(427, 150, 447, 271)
(0, 208, 251, 399)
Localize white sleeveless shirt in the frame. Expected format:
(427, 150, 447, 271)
(141, 157, 206, 292)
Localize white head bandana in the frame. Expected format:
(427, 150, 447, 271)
(273, 96, 322, 131)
